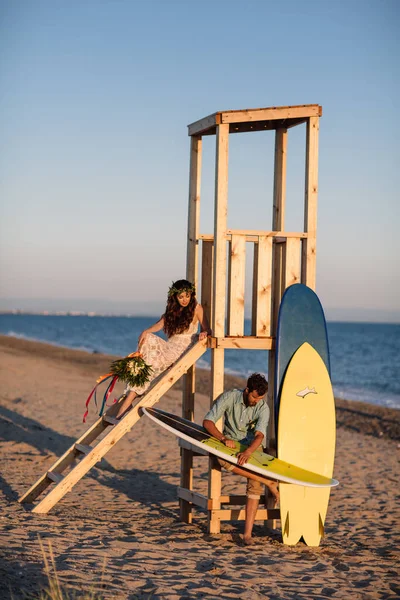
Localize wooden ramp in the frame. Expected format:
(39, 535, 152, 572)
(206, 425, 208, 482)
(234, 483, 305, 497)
(19, 339, 208, 514)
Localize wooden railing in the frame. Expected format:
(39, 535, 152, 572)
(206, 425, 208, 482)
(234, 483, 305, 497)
(199, 230, 305, 341)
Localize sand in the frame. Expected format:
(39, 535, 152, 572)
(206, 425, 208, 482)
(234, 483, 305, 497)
(0, 334, 399, 599)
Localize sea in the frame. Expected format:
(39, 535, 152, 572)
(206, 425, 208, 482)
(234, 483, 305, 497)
(1, 314, 399, 410)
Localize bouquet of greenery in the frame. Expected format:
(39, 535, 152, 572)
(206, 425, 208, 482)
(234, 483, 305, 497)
(109, 351, 153, 388)
(83, 351, 153, 422)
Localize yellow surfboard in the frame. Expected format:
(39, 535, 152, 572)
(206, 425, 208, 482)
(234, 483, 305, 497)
(277, 342, 336, 546)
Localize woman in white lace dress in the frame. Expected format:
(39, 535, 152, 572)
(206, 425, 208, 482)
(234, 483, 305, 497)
(116, 279, 210, 419)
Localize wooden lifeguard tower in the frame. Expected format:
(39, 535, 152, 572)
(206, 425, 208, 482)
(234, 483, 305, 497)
(18, 103, 321, 525)
(179, 104, 321, 533)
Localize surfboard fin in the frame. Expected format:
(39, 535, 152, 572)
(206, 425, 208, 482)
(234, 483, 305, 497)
(283, 512, 289, 537)
(318, 513, 325, 537)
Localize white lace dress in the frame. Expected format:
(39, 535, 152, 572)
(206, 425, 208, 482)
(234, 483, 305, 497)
(125, 319, 199, 395)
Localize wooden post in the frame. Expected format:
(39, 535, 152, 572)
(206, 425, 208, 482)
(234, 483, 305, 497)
(268, 127, 287, 440)
(266, 127, 287, 527)
(186, 135, 202, 283)
(180, 135, 202, 524)
(208, 122, 229, 534)
(301, 117, 319, 290)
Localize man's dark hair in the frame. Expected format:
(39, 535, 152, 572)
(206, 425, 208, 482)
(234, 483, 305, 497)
(246, 373, 268, 396)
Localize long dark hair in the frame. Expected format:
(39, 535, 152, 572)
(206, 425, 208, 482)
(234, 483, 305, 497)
(163, 279, 197, 337)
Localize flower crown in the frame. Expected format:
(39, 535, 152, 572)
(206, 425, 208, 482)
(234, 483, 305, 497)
(168, 282, 196, 298)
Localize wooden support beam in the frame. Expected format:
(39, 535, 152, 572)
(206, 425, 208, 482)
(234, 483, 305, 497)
(181, 135, 203, 524)
(180, 367, 196, 523)
(221, 105, 321, 125)
(188, 105, 322, 136)
(266, 127, 288, 528)
(186, 135, 202, 288)
(302, 116, 319, 290)
(211, 336, 274, 350)
(188, 113, 220, 136)
(199, 231, 307, 243)
(210, 508, 280, 522)
(208, 122, 229, 534)
(227, 235, 246, 336)
(177, 488, 210, 510)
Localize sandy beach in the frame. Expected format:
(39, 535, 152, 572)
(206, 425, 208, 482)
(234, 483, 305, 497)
(0, 334, 399, 599)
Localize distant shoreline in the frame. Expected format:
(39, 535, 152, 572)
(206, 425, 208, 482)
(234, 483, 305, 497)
(1, 311, 399, 325)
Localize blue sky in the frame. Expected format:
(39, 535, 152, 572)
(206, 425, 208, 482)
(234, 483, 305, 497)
(0, 0, 398, 321)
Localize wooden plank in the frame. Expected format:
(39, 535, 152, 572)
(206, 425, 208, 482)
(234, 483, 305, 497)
(74, 444, 92, 455)
(219, 494, 268, 505)
(251, 242, 259, 336)
(251, 236, 273, 337)
(47, 472, 63, 484)
(188, 105, 321, 136)
(227, 235, 246, 336)
(188, 112, 220, 136)
(103, 416, 119, 425)
(200, 231, 307, 242)
(211, 508, 280, 521)
(284, 237, 302, 289)
(221, 105, 321, 125)
(177, 488, 210, 510)
(301, 116, 319, 290)
(29, 340, 207, 514)
(216, 336, 274, 350)
(186, 135, 202, 289)
(201, 240, 214, 328)
(228, 121, 283, 134)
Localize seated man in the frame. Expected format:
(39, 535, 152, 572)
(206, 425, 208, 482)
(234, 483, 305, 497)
(203, 372, 279, 545)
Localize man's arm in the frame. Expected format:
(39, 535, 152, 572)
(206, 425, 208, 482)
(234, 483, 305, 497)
(203, 419, 236, 448)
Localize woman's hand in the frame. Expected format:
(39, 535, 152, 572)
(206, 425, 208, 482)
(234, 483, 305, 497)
(138, 331, 148, 347)
(199, 331, 208, 341)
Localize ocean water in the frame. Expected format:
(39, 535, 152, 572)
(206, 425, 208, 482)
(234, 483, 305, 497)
(0, 314, 399, 410)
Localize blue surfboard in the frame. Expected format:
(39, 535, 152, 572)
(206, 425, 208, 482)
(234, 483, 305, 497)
(274, 284, 330, 431)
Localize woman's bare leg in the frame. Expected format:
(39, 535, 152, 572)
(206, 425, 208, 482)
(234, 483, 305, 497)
(116, 391, 138, 419)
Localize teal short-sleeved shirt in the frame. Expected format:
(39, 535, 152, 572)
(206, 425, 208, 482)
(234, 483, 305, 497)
(204, 389, 270, 446)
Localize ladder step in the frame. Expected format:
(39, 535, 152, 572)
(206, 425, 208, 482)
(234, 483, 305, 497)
(103, 416, 119, 425)
(47, 471, 64, 484)
(75, 443, 92, 455)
